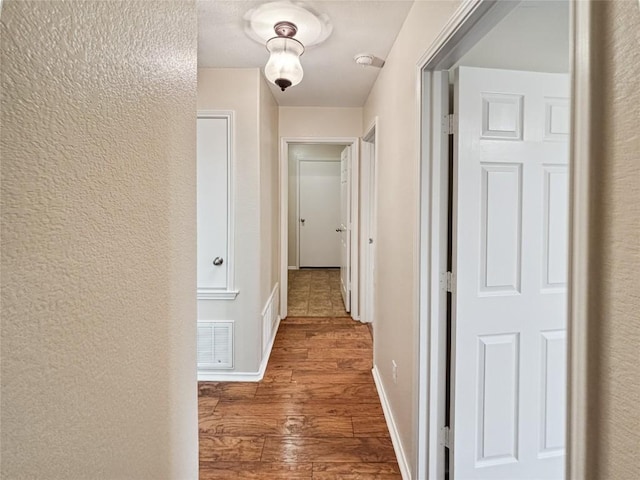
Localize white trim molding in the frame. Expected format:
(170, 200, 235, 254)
(566, 2, 592, 477)
(197, 288, 239, 300)
(262, 283, 280, 354)
(372, 366, 412, 480)
(360, 118, 378, 325)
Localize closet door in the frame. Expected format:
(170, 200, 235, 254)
(197, 112, 235, 298)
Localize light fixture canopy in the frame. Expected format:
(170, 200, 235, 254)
(264, 21, 305, 92)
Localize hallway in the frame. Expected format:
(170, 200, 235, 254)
(198, 315, 399, 479)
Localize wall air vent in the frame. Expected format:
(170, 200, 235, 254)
(197, 321, 233, 369)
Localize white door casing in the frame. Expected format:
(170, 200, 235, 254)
(299, 160, 341, 267)
(340, 146, 351, 312)
(279, 137, 360, 321)
(451, 67, 569, 479)
(361, 129, 377, 325)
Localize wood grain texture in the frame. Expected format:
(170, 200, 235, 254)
(199, 462, 313, 479)
(199, 436, 264, 462)
(261, 437, 397, 463)
(198, 299, 398, 478)
(352, 416, 391, 437)
(312, 462, 401, 479)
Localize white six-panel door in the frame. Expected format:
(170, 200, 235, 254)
(340, 146, 351, 312)
(452, 67, 569, 479)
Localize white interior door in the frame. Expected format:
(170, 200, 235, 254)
(451, 67, 569, 479)
(299, 160, 341, 267)
(197, 116, 229, 290)
(339, 146, 351, 311)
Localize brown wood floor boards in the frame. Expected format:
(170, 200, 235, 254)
(198, 312, 400, 479)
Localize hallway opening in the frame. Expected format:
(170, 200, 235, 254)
(280, 137, 361, 321)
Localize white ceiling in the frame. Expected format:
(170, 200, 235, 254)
(198, 1, 414, 107)
(456, 0, 570, 73)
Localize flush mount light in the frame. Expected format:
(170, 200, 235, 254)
(265, 21, 304, 91)
(244, 1, 332, 93)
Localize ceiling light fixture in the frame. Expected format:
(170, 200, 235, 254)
(264, 21, 304, 92)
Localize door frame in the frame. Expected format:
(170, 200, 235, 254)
(416, 0, 591, 478)
(361, 119, 378, 325)
(280, 137, 360, 321)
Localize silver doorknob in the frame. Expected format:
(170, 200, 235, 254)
(300, 218, 305, 225)
(213, 257, 224, 266)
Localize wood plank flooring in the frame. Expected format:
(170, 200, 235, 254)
(198, 317, 400, 479)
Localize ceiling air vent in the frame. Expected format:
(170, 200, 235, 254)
(197, 321, 233, 369)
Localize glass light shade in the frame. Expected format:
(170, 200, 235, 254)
(265, 36, 304, 91)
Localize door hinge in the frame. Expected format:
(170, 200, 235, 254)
(441, 426, 451, 448)
(442, 113, 457, 135)
(447, 271, 455, 293)
(440, 271, 455, 293)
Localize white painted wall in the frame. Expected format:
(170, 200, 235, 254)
(362, 1, 462, 476)
(1, 1, 198, 477)
(259, 75, 280, 311)
(288, 144, 344, 268)
(279, 106, 363, 138)
(197, 68, 279, 373)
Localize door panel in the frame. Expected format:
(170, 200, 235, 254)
(299, 160, 341, 267)
(197, 116, 228, 290)
(451, 67, 569, 480)
(340, 146, 351, 311)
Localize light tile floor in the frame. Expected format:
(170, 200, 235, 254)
(288, 269, 349, 317)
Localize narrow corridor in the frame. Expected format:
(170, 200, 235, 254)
(198, 272, 399, 478)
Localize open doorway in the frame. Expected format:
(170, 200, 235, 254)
(418, 1, 571, 479)
(280, 137, 360, 321)
(287, 143, 350, 317)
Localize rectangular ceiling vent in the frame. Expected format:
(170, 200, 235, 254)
(197, 321, 233, 369)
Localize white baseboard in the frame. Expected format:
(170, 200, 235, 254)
(198, 370, 263, 382)
(288, 266, 299, 270)
(198, 315, 281, 382)
(372, 365, 412, 480)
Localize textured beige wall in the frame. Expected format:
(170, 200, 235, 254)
(0, 1, 198, 478)
(197, 68, 262, 371)
(583, 1, 640, 477)
(362, 1, 461, 475)
(279, 106, 363, 138)
(259, 75, 280, 310)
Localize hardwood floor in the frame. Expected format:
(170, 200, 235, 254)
(198, 317, 400, 479)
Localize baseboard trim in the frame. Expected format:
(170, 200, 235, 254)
(198, 316, 281, 382)
(372, 365, 412, 480)
(288, 266, 299, 270)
